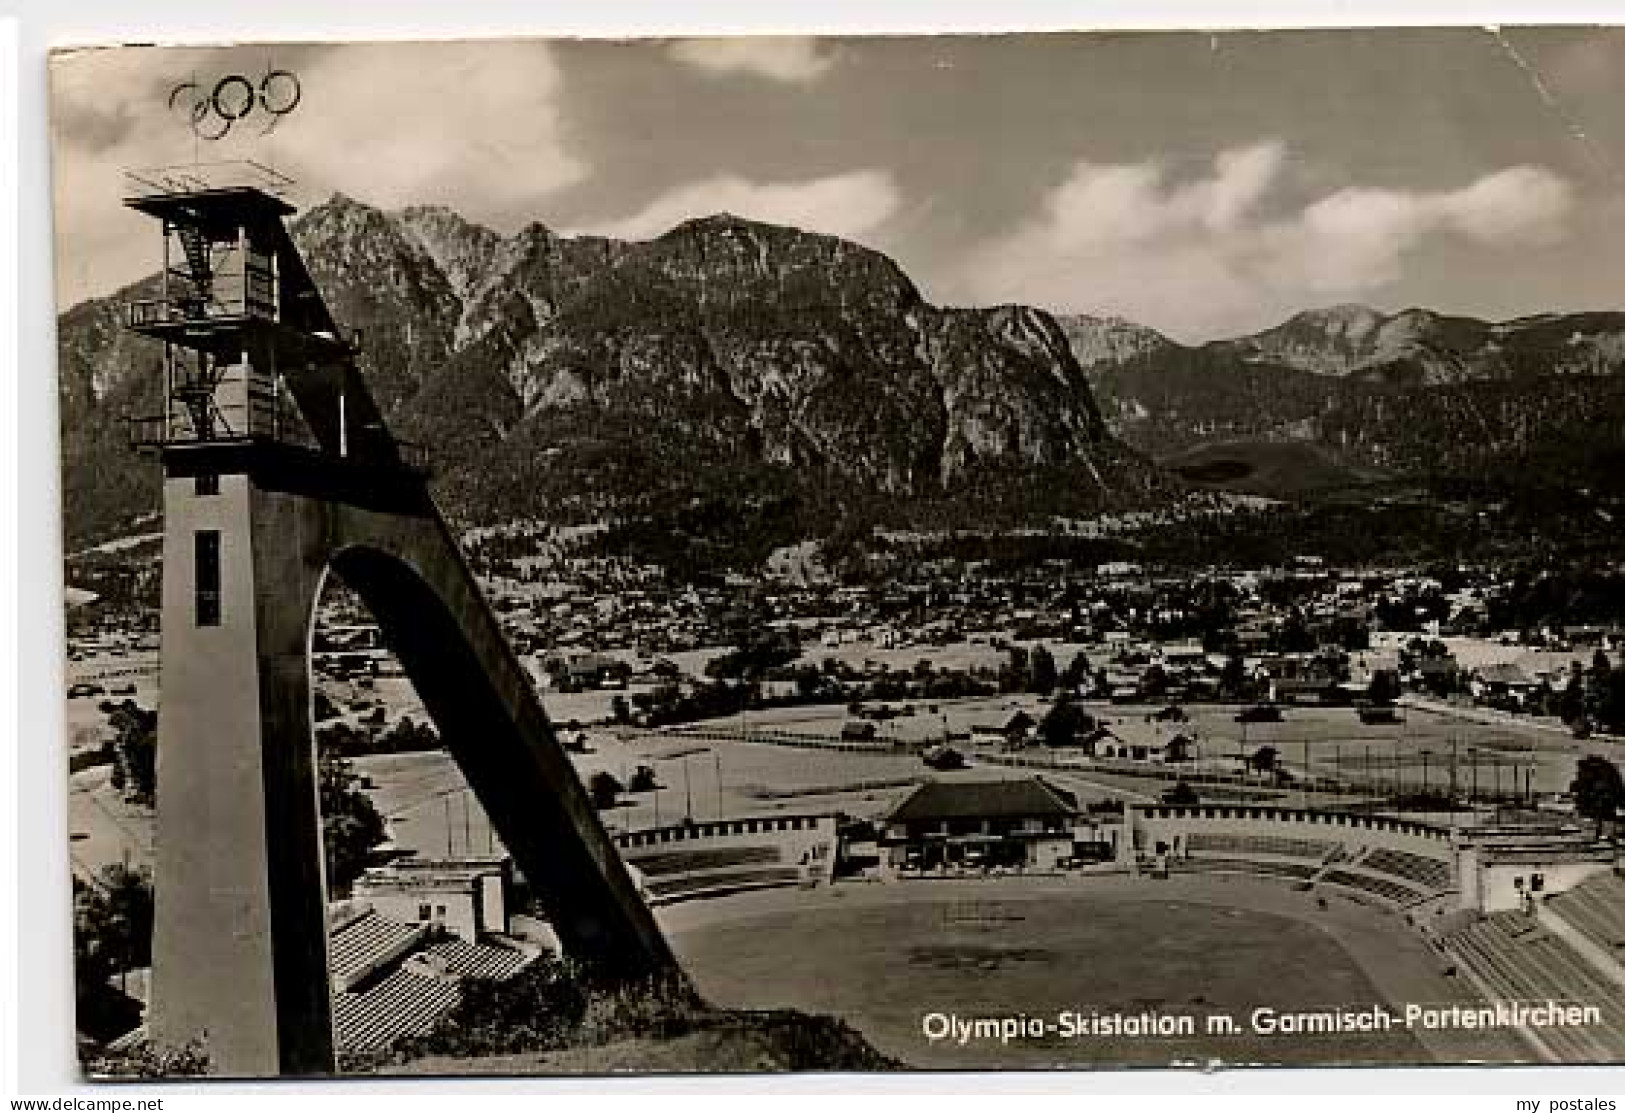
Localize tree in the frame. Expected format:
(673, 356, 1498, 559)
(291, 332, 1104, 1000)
(1162, 781, 1200, 806)
(376, 715, 439, 754)
(105, 701, 157, 806)
(588, 771, 624, 810)
(1038, 695, 1086, 749)
(1027, 646, 1058, 696)
(83, 1039, 210, 1078)
(73, 865, 155, 1042)
(1249, 746, 1279, 776)
(1585, 651, 1615, 726)
(1062, 651, 1093, 692)
(1367, 669, 1399, 705)
(998, 646, 1030, 694)
(1139, 663, 1168, 701)
(794, 666, 822, 701)
(1596, 666, 1625, 735)
(627, 765, 658, 793)
(319, 750, 387, 892)
(704, 634, 799, 681)
(75, 864, 154, 979)
(1571, 756, 1624, 836)
(1277, 610, 1315, 654)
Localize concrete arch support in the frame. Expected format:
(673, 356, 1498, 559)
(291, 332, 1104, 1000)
(148, 450, 678, 1076)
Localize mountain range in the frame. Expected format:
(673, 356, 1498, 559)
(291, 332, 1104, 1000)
(56, 194, 1625, 550)
(58, 195, 1170, 547)
(1060, 303, 1625, 494)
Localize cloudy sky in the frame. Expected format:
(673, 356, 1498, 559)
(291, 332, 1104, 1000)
(50, 28, 1625, 341)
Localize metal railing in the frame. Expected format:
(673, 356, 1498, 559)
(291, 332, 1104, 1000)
(125, 294, 270, 330)
(127, 411, 252, 451)
(123, 160, 295, 200)
(128, 413, 433, 478)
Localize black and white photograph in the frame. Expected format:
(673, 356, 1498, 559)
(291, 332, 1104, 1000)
(43, 26, 1625, 1081)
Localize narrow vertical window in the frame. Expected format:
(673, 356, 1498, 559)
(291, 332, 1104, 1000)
(194, 473, 219, 496)
(195, 530, 221, 627)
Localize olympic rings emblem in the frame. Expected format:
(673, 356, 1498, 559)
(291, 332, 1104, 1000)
(168, 69, 301, 140)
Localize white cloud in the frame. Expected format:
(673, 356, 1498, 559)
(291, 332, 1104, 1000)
(575, 170, 901, 242)
(283, 42, 586, 218)
(1439, 167, 1573, 244)
(956, 144, 1575, 341)
(668, 38, 834, 83)
(51, 41, 586, 307)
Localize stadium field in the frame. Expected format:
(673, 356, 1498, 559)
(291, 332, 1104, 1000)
(665, 874, 1528, 1069)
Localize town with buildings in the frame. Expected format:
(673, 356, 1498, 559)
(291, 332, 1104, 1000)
(45, 28, 1625, 1082)
(64, 531, 1625, 1068)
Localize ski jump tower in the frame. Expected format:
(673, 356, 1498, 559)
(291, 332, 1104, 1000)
(123, 163, 678, 1076)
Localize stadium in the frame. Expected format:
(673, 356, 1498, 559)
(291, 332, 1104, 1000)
(603, 771, 1625, 1069)
(74, 685, 1625, 1072)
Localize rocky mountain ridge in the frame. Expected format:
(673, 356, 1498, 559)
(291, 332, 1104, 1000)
(1211, 303, 1625, 386)
(1070, 303, 1625, 491)
(56, 191, 1625, 548)
(57, 195, 1166, 547)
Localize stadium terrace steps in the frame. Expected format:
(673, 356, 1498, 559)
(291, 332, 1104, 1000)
(1317, 868, 1425, 906)
(1303, 843, 1453, 905)
(332, 968, 463, 1053)
(621, 833, 834, 904)
(328, 910, 429, 991)
(1360, 847, 1454, 891)
(1444, 931, 1586, 1061)
(418, 938, 536, 981)
(624, 844, 782, 878)
(1544, 873, 1625, 965)
(1444, 912, 1625, 1062)
(1171, 830, 1455, 905)
(643, 866, 806, 902)
(329, 913, 539, 1054)
(1185, 833, 1335, 861)
(1169, 856, 1319, 882)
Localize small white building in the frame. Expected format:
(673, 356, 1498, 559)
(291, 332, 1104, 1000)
(1455, 828, 1618, 913)
(350, 856, 512, 942)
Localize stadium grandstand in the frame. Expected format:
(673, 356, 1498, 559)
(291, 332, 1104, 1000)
(1443, 907, 1625, 1062)
(322, 857, 542, 1057)
(1455, 827, 1618, 913)
(615, 814, 837, 905)
(1131, 804, 1457, 906)
(1542, 871, 1625, 981)
(332, 966, 465, 1055)
(326, 902, 540, 1056)
(328, 906, 429, 992)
